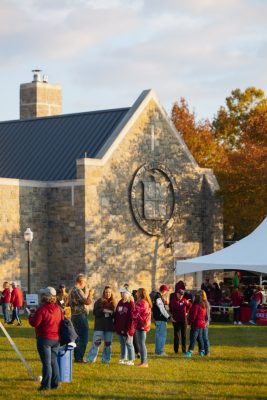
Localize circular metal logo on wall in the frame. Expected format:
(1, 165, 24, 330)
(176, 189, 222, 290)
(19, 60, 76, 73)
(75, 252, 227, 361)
(130, 162, 177, 236)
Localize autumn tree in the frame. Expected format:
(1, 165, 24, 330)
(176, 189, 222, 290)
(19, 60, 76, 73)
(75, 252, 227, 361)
(171, 88, 267, 240)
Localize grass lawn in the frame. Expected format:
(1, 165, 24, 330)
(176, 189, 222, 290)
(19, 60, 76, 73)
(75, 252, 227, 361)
(0, 317, 267, 400)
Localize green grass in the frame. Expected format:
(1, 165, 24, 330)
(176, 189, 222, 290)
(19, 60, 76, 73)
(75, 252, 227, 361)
(1, 317, 267, 400)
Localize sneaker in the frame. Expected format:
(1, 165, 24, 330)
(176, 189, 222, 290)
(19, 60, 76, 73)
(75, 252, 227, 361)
(249, 320, 256, 325)
(74, 359, 87, 363)
(185, 351, 192, 358)
(125, 360, 135, 366)
(238, 321, 242, 325)
(234, 321, 237, 325)
(198, 351, 205, 357)
(158, 352, 168, 357)
(118, 359, 126, 364)
(137, 363, 148, 367)
(7, 321, 14, 325)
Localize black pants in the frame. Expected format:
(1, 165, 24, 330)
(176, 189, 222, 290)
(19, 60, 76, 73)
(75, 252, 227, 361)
(173, 321, 187, 353)
(233, 307, 240, 322)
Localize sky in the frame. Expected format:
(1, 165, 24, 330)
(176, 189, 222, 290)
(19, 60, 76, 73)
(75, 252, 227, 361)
(0, 0, 267, 122)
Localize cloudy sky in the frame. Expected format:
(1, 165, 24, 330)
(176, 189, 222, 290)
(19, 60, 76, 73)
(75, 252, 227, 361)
(0, 0, 266, 121)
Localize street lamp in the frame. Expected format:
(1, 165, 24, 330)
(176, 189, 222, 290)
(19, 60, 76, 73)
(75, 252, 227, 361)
(24, 228, 33, 294)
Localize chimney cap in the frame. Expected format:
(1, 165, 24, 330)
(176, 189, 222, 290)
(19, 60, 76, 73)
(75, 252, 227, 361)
(32, 68, 42, 83)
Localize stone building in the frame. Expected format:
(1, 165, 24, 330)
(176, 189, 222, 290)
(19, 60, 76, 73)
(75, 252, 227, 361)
(0, 71, 223, 294)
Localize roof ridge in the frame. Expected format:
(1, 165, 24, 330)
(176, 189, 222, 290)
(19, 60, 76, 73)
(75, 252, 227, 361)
(0, 107, 131, 125)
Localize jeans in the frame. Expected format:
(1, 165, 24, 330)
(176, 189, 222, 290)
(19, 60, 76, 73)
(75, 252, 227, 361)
(2, 303, 10, 323)
(188, 328, 204, 352)
(155, 320, 167, 355)
(250, 300, 258, 323)
(133, 332, 140, 355)
(87, 330, 113, 363)
(173, 321, 187, 353)
(117, 334, 135, 361)
(198, 327, 210, 355)
(11, 307, 21, 324)
(71, 313, 89, 361)
(37, 337, 60, 389)
(136, 330, 147, 364)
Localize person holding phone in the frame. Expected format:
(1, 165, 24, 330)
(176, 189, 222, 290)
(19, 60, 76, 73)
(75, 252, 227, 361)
(114, 288, 135, 365)
(86, 286, 115, 364)
(69, 274, 93, 363)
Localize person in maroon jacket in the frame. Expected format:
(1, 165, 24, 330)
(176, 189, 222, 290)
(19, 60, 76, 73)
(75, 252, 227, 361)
(8, 282, 24, 326)
(185, 293, 206, 357)
(114, 288, 135, 365)
(29, 286, 64, 391)
(231, 287, 242, 325)
(133, 288, 152, 367)
(1, 281, 11, 324)
(169, 289, 191, 354)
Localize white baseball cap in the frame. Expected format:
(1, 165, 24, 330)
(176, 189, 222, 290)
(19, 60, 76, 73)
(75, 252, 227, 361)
(40, 286, 57, 296)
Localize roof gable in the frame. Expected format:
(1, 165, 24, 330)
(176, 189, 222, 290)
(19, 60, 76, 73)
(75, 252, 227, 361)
(0, 108, 129, 181)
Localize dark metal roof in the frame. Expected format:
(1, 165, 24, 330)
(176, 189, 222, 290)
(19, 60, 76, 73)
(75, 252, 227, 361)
(0, 108, 130, 181)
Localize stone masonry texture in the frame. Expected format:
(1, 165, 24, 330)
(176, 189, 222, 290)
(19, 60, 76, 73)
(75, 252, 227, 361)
(0, 98, 223, 296)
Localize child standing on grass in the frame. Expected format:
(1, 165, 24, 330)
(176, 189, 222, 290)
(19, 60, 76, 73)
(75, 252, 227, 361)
(114, 288, 135, 366)
(133, 288, 152, 368)
(198, 290, 211, 356)
(185, 293, 206, 358)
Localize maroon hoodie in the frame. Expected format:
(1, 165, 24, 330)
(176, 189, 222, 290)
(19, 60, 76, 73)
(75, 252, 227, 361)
(114, 300, 135, 336)
(188, 304, 206, 329)
(29, 303, 63, 340)
(170, 296, 191, 322)
(2, 288, 11, 304)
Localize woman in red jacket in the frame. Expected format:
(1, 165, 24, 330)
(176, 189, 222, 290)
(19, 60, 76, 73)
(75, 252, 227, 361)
(114, 288, 135, 365)
(1, 281, 11, 324)
(29, 287, 63, 391)
(185, 293, 206, 357)
(9, 282, 24, 326)
(133, 288, 152, 367)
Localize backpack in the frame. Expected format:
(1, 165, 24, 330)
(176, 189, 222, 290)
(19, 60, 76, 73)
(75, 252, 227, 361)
(59, 317, 78, 346)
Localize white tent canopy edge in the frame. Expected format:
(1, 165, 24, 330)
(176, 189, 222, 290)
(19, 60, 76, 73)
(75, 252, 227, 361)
(176, 217, 267, 275)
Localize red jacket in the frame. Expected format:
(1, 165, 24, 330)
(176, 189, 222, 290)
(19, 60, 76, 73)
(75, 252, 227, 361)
(133, 299, 151, 331)
(29, 303, 63, 340)
(254, 291, 263, 304)
(188, 304, 206, 328)
(114, 300, 135, 336)
(170, 296, 191, 322)
(231, 290, 242, 307)
(1, 288, 11, 304)
(11, 287, 24, 307)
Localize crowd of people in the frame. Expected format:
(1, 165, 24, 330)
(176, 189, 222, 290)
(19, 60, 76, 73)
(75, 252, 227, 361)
(0, 274, 265, 391)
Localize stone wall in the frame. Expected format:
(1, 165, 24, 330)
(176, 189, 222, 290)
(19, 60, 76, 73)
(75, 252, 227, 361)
(0, 180, 48, 292)
(80, 99, 223, 295)
(47, 183, 85, 287)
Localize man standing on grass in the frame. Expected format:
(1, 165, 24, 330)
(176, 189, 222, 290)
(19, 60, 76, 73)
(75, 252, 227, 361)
(152, 284, 170, 356)
(69, 274, 93, 362)
(8, 282, 24, 326)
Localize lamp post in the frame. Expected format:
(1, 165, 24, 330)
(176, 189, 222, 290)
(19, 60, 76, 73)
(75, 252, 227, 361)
(24, 228, 33, 294)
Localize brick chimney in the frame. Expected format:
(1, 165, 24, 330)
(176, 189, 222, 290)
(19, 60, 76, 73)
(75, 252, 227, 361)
(20, 69, 62, 119)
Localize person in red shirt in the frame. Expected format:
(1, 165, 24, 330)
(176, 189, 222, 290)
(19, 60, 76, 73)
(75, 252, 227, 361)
(29, 286, 63, 391)
(169, 289, 191, 354)
(9, 282, 24, 326)
(133, 288, 152, 367)
(250, 286, 264, 325)
(231, 287, 242, 325)
(114, 288, 135, 365)
(1, 281, 11, 324)
(185, 293, 206, 357)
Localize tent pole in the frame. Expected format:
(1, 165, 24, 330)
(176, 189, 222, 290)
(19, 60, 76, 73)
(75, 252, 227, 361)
(0, 321, 38, 381)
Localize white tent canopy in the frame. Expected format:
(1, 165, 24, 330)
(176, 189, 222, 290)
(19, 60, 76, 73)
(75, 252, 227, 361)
(176, 217, 267, 275)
